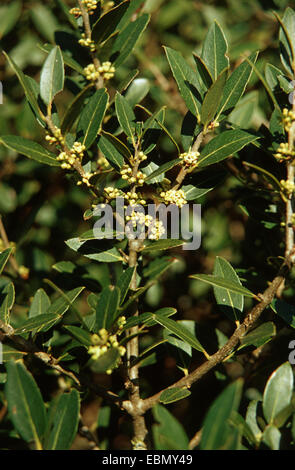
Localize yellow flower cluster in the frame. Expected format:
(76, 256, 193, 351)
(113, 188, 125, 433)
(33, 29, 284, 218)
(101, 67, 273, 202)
(70, 0, 98, 16)
(282, 108, 295, 132)
(274, 142, 295, 161)
(126, 211, 152, 227)
(179, 149, 200, 167)
(88, 320, 127, 373)
(77, 172, 94, 187)
(45, 127, 65, 146)
(57, 141, 86, 170)
(125, 212, 166, 240)
(280, 179, 295, 197)
(97, 155, 110, 170)
(78, 34, 96, 52)
(148, 219, 166, 240)
(84, 62, 115, 83)
(120, 165, 146, 186)
(130, 151, 148, 166)
(160, 189, 187, 208)
(104, 186, 122, 199)
(125, 191, 146, 206)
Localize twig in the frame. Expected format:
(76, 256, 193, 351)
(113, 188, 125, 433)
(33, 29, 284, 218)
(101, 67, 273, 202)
(136, 257, 290, 412)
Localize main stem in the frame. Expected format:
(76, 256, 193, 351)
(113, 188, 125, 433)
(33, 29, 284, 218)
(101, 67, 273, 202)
(126, 239, 148, 449)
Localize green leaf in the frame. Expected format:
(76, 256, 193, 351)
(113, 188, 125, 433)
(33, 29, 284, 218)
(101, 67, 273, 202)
(160, 387, 191, 404)
(40, 46, 64, 106)
(193, 54, 213, 91)
(271, 299, 295, 328)
(152, 314, 205, 353)
(216, 52, 258, 119)
(200, 379, 243, 450)
(0, 282, 15, 324)
(164, 46, 202, 120)
(142, 239, 185, 252)
(46, 390, 79, 450)
(63, 326, 92, 347)
(152, 404, 189, 450)
(263, 362, 293, 425)
(98, 134, 125, 170)
(29, 288, 51, 318)
(182, 184, 212, 201)
(201, 21, 229, 81)
(66, 238, 123, 263)
(279, 8, 295, 76)
(0, 1, 21, 39)
(60, 85, 92, 134)
(262, 425, 281, 450)
(190, 273, 255, 298)
(2, 344, 27, 362)
(0, 248, 12, 275)
(115, 92, 136, 144)
(5, 361, 46, 448)
(200, 67, 228, 126)
(3, 52, 45, 123)
(0, 135, 59, 166)
(92, 1, 130, 44)
(245, 400, 263, 442)
(117, 267, 136, 304)
(213, 256, 243, 322)
(239, 322, 276, 350)
(229, 411, 257, 447)
(111, 14, 150, 67)
(145, 158, 181, 182)
(77, 89, 109, 149)
(125, 78, 150, 108)
(198, 129, 259, 168)
(95, 286, 120, 331)
(89, 347, 120, 373)
(14, 313, 61, 334)
(143, 256, 175, 279)
(46, 286, 85, 317)
(123, 308, 176, 330)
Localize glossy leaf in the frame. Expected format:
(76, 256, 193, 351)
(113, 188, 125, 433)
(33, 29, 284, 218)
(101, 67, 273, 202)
(115, 92, 136, 144)
(216, 52, 258, 119)
(0, 282, 15, 324)
(201, 21, 229, 81)
(152, 314, 205, 353)
(263, 362, 293, 424)
(5, 361, 46, 448)
(213, 256, 243, 322)
(92, 1, 130, 44)
(77, 89, 109, 149)
(0, 135, 59, 166)
(117, 267, 136, 304)
(29, 288, 51, 318)
(190, 273, 255, 298)
(152, 404, 189, 450)
(111, 14, 150, 67)
(160, 387, 191, 404)
(279, 8, 295, 76)
(239, 322, 276, 350)
(3, 52, 44, 123)
(200, 379, 243, 450)
(271, 298, 295, 328)
(245, 400, 263, 442)
(200, 67, 228, 126)
(40, 46, 64, 106)
(0, 248, 12, 275)
(262, 425, 281, 450)
(46, 390, 79, 450)
(95, 286, 120, 331)
(14, 313, 61, 334)
(60, 85, 92, 134)
(63, 326, 92, 347)
(98, 134, 125, 170)
(145, 159, 181, 182)
(164, 46, 202, 119)
(142, 239, 185, 252)
(198, 129, 259, 168)
(66, 238, 123, 263)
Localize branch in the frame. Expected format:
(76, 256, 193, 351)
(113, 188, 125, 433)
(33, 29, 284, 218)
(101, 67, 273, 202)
(140, 258, 290, 412)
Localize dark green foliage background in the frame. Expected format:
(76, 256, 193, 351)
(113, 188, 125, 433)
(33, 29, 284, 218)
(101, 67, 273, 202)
(1, 0, 295, 450)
